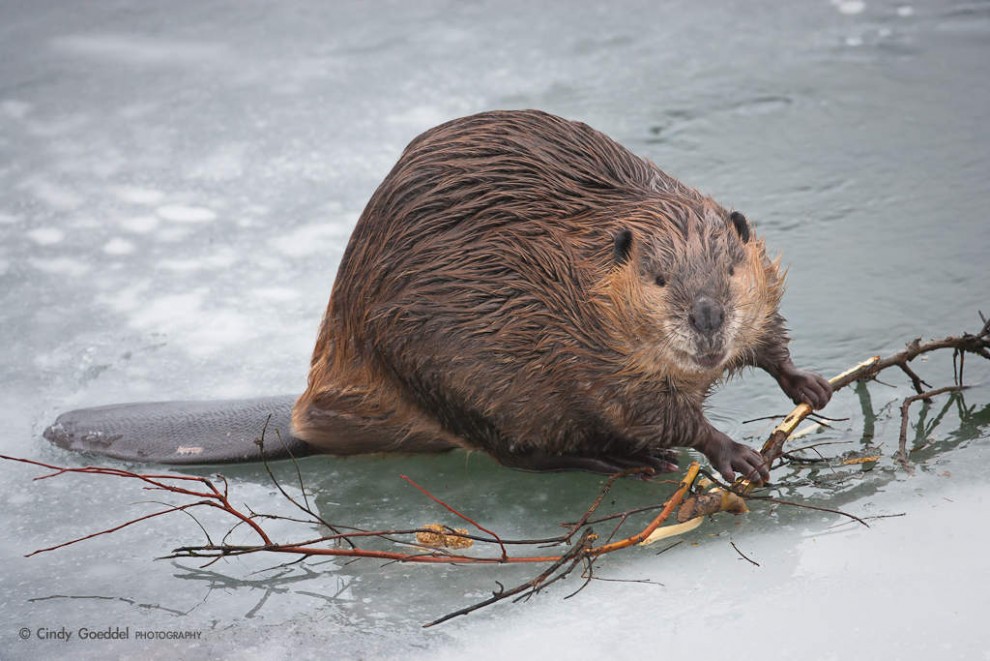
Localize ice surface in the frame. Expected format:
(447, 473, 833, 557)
(1, 0, 988, 659)
(155, 204, 218, 223)
(834, 0, 867, 15)
(25, 227, 66, 245)
(102, 238, 136, 256)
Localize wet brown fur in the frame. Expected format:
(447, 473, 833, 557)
(292, 109, 818, 475)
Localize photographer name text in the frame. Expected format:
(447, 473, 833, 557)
(22, 626, 202, 641)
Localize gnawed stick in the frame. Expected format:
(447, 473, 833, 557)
(675, 313, 990, 521)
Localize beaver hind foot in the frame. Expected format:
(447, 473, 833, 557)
(498, 449, 680, 476)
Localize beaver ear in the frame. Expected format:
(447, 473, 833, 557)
(729, 211, 750, 244)
(613, 229, 634, 266)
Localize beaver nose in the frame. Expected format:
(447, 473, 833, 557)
(689, 296, 724, 334)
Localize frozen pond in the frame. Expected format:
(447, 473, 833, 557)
(1, 0, 988, 658)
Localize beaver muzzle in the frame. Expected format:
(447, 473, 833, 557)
(689, 296, 727, 369)
(689, 296, 724, 335)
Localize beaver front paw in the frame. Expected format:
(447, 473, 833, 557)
(776, 363, 832, 410)
(698, 429, 769, 483)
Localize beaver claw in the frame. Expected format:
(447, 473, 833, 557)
(697, 429, 769, 483)
(776, 362, 832, 410)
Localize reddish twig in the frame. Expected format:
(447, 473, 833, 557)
(3, 452, 700, 573)
(560, 466, 656, 544)
(5, 314, 986, 625)
(1, 454, 273, 545)
(26, 502, 214, 557)
(401, 474, 509, 561)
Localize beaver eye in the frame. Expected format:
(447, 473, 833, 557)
(728, 265, 735, 276)
(654, 274, 666, 287)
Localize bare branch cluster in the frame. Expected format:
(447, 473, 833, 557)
(4, 313, 988, 624)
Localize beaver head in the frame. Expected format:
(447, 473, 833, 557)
(607, 203, 784, 380)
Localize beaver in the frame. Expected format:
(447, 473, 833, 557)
(45, 109, 831, 482)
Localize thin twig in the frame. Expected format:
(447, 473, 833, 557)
(730, 541, 760, 567)
(423, 529, 595, 627)
(27, 502, 215, 557)
(561, 467, 652, 544)
(898, 362, 932, 394)
(401, 474, 509, 561)
(897, 385, 967, 471)
(3, 315, 987, 628)
(257, 419, 353, 547)
(746, 495, 870, 527)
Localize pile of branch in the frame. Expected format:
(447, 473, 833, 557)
(3, 314, 987, 625)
